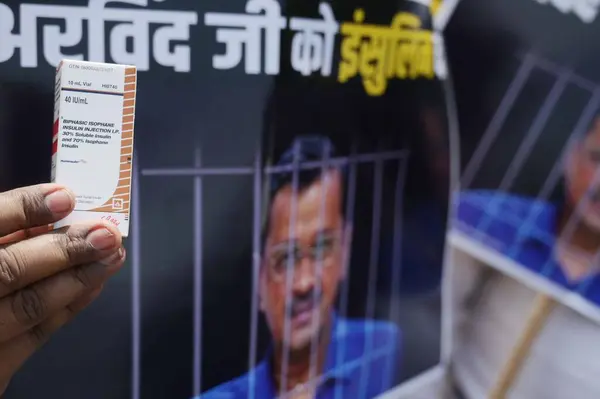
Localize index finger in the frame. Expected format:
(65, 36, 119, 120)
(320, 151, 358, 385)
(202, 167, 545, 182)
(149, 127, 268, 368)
(0, 221, 122, 298)
(0, 184, 75, 238)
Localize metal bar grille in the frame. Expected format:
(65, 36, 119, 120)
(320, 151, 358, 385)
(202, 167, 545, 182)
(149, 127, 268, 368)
(131, 144, 409, 397)
(131, 157, 141, 399)
(193, 147, 203, 397)
(248, 145, 263, 399)
(472, 69, 570, 241)
(457, 50, 600, 301)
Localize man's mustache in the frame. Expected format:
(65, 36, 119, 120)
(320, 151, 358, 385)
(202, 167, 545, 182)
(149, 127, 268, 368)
(286, 291, 322, 317)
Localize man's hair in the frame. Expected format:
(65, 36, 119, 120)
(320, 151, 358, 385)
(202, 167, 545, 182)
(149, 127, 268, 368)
(262, 135, 348, 249)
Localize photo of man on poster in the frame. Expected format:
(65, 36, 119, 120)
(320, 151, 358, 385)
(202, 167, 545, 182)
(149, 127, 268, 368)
(201, 136, 401, 399)
(450, 113, 600, 398)
(455, 114, 600, 305)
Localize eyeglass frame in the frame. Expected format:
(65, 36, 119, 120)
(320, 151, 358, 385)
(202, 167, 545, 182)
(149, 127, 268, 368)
(263, 229, 345, 282)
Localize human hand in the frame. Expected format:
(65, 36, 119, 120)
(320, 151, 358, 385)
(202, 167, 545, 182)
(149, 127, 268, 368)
(0, 183, 126, 395)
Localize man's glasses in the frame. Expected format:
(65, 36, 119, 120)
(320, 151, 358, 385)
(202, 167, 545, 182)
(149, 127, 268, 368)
(266, 232, 342, 281)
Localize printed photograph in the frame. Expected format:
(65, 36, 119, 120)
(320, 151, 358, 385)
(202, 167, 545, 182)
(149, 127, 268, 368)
(447, 2, 600, 309)
(444, 3, 600, 397)
(203, 134, 404, 398)
(194, 69, 450, 397)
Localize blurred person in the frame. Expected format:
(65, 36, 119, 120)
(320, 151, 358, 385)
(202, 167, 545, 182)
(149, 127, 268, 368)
(202, 136, 401, 399)
(451, 116, 600, 398)
(456, 115, 600, 303)
(0, 183, 126, 396)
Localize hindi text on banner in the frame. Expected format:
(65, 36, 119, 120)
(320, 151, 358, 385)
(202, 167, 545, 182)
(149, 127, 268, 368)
(289, 2, 339, 77)
(0, 0, 198, 72)
(204, 0, 287, 75)
(337, 9, 435, 97)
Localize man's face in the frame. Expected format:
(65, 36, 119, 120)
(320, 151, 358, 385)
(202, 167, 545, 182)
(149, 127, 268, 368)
(566, 116, 600, 230)
(260, 170, 347, 351)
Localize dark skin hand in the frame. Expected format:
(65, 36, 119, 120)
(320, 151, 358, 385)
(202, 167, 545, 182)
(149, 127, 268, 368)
(0, 183, 126, 395)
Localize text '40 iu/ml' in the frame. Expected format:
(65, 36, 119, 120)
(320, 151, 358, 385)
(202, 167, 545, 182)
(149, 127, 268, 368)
(65, 95, 88, 105)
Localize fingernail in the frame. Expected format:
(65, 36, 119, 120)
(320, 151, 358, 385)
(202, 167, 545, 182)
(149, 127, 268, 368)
(86, 228, 117, 250)
(99, 247, 125, 265)
(45, 190, 74, 215)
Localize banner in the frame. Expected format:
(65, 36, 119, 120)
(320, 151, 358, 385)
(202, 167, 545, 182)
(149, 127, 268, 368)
(446, 0, 600, 397)
(0, 0, 453, 398)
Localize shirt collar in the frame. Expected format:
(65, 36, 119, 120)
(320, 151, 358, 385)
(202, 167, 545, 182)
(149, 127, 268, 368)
(258, 311, 351, 397)
(514, 199, 559, 249)
(509, 198, 600, 286)
(322, 311, 354, 382)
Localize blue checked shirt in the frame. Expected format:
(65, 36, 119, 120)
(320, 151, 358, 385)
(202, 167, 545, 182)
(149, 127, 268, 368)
(454, 190, 600, 306)
(198, 313, 401, 399)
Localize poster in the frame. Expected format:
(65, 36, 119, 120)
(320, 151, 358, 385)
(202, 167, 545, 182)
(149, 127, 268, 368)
(449, 0, 600, 316)
(0, 0, 453, 398)
(446, 0, 600, 397)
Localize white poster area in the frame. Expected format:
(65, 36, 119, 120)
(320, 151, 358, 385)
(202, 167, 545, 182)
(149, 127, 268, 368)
(375, 229, 600, 399)
(447, 229, 600, 399)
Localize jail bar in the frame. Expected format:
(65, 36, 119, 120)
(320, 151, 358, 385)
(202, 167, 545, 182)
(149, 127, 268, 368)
(532, 55, 596, 93)
(461, 53, 536, 189)
(131, 156, 141, 399)
(279, 141, 302, 397)
(334, 142, 359, 399)
(193, 146, 203, 397)
(382, 157, 408, 390)
(140, 151, 407, 177)
(248, 146, 263, 399)
(474, 70, 570, 240)
(308, 141, 332, 388)
(506, 87, 600, 261)
(358, 158, 385, 399)
(135, 148, 408, 398)
(499, 71, 570, 190)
